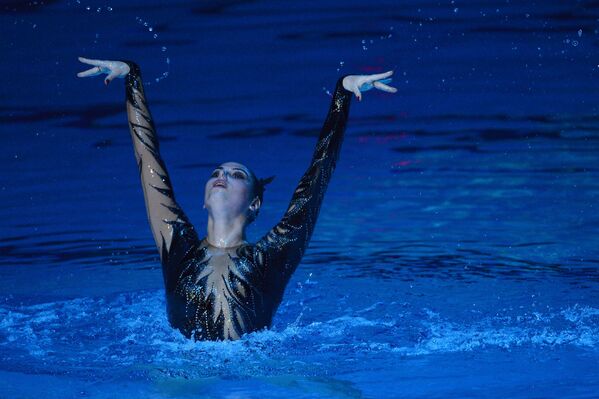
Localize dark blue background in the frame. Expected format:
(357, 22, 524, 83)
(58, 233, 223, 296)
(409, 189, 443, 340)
(1, 1, 598, 397)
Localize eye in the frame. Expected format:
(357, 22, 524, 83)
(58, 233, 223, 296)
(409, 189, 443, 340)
(233, 172, 246, 179)
(211, 170, 219, 178)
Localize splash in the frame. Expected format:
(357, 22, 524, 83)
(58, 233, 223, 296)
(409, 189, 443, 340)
(0, 292, 597, 381)
(324, 26, 397, 97)
(68, 0, 170, 86)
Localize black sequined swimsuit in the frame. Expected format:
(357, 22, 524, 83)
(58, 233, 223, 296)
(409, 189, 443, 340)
(124, 61, 352, 340)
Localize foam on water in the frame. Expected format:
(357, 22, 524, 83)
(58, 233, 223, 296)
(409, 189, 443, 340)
(0, 291, 596, 380)
(2, 0, 599, 395)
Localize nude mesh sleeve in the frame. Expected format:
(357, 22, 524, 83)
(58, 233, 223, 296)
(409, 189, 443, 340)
(123, 61, 200, 285)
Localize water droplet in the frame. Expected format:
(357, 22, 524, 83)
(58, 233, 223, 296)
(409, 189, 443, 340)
(578, 29, 582, 37)
(161, 46, 167, 52)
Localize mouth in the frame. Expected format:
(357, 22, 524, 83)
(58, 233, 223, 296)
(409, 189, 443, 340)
(213, 179, 227, 189)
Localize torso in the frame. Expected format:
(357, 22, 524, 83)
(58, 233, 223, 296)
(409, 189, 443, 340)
(166, 238, 273, 340)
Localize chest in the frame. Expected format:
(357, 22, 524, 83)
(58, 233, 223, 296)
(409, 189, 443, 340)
(171, 243, 268, 340)
(177, 244, 262, 302)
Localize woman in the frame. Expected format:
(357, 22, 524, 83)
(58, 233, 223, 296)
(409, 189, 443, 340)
(77, 57, 397, 341)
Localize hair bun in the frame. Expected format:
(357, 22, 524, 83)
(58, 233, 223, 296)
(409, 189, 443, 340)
(258, 175, 276, 190)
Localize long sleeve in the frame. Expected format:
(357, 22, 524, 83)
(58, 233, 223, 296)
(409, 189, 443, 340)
(123, 61, 200, 286)
(254, 76, 353, 286)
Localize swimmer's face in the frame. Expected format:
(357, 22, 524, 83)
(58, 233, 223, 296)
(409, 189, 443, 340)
(204, 162, 259, 223)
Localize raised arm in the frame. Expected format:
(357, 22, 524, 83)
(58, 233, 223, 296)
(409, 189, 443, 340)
(122, 61, 201, 266)
(76, 57, 200, 274)
(254, 71, 397, 286)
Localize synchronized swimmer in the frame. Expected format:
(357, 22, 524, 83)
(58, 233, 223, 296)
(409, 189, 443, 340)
(77, 57, 397, 340)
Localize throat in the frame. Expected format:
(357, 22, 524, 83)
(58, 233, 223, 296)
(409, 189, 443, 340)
(202, 237, 248, 250)
(206, 215, 248, 248)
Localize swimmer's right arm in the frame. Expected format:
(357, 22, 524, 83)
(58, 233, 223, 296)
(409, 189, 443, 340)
(76, 57, 200, 268)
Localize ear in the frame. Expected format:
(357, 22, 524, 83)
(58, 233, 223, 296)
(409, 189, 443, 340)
(249, 196, 261, 211)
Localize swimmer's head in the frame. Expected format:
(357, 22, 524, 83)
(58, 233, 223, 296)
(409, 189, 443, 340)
(203, 161, 275, 226)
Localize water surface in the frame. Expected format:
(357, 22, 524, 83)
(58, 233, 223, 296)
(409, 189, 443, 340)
(1, 0, 598, 397)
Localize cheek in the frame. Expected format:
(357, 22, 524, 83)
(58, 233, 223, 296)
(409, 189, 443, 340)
(204, 179, 214, 195)
(233, 181, 251, 199)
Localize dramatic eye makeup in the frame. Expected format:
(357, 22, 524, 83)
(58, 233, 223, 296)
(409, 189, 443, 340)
(211, 167, 248, 179)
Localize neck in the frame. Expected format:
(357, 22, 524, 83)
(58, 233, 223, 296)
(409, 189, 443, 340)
(205, 213, 247, 248)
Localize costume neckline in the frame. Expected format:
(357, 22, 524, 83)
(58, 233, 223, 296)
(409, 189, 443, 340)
(202, 237, 248, 249)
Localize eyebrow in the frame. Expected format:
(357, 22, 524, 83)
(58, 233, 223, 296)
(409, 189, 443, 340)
(214, 166, 249, 176)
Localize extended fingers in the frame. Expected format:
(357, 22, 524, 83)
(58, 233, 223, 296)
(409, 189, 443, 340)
(77, 66, 102, 78)
(78, 56, 104, 66)
(367, 70, 393, 82)
(78, 57, 112, 72)
(77, 57, 108, 78)
(373, 81, 397, 93)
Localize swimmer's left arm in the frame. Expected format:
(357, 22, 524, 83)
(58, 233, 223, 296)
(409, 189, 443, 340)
(253, 76, 353, 285)
(255, 71, 397, 284)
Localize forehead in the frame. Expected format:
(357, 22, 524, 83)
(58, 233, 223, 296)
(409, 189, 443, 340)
(217, 162, 250, 173)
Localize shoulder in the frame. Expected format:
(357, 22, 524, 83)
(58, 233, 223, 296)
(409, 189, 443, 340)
(236, 242, 260, 263)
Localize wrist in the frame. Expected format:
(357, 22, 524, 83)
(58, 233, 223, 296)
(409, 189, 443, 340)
(337, 75, 354, 96)
(120, 60, 140, 79)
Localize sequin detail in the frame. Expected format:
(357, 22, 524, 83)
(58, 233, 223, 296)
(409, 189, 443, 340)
(125, 64, 352, 340)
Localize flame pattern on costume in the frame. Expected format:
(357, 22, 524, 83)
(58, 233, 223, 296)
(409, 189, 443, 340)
(124, 61, 352, 340)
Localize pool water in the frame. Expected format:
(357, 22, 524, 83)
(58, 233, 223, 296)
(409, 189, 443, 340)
(1, 0, 598, 397)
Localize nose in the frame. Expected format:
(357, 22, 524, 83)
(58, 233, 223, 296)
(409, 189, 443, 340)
(213, 169, 232, 182)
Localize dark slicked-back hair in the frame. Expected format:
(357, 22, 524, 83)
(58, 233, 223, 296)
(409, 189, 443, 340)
(246, 170, 276, 224)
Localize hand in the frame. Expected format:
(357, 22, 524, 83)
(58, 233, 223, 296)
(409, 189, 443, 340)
(342, 70, 397, 101)
(77, 57, 131, 86)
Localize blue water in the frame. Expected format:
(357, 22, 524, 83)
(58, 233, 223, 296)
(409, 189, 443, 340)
(1, 0, 599, 397)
